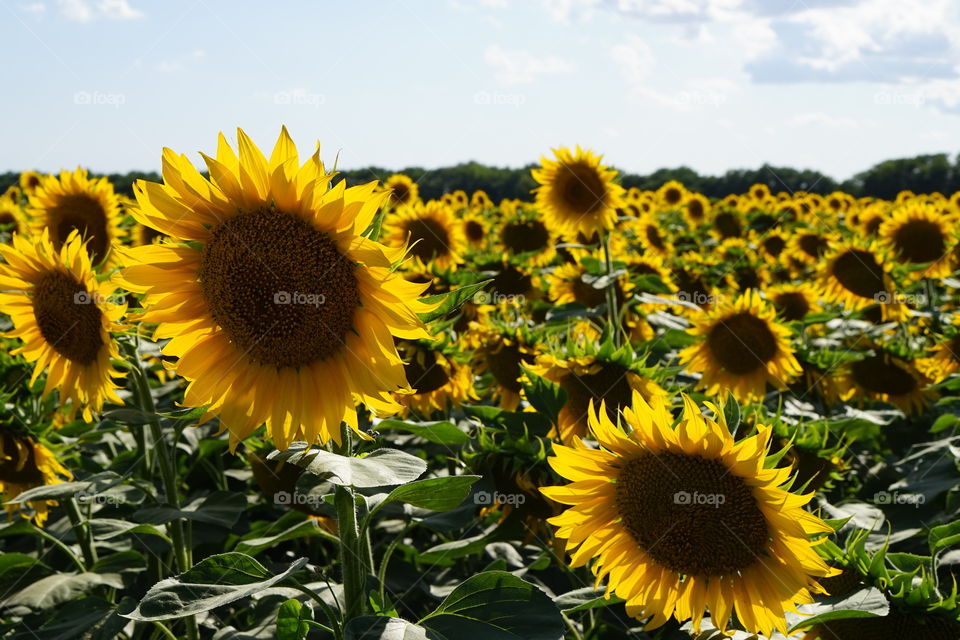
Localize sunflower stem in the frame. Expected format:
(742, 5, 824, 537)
(129, 348, 199, 640)
(602, 230, 622, 347)
(334, 424, 371, 623)
(64, 497, 97, 568)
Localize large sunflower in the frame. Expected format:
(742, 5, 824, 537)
(27, 168, 125, 267)
(118, 128, 436, 450)
(819, 242, 906, 321)
(498, 215, 556, 266)
(385, 200, 463, 270)
(680, 289, 801, 401)
(531, 146, 625, 239)
(0, 230, 125, 421)
(836, 350, 931, 415)
(541, 392, 836, 635)
(0, 431, 71, 526)
(384, 173, 420, 209)
(395, 340, 475, 417)
(879, 201, 957, 279)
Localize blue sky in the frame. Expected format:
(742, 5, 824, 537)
(4, 0, 960, 180)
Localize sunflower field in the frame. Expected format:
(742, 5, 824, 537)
(1, 129, 960, 640)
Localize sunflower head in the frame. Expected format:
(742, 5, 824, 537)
(531, 146, 625, 238)
(837, 349, 931, 415)
(395, 339, 476, 417)
(384, 173, 420, 209)
(819, 241, 907, 321)
(656, 180, 687, 208)
(541, 392, 836, 636)
(879, 201, 957, 279)
(18, 171, 43, 195)
(119, 127, 437, 450)
(680, 289, 801, 401)
(386, 200, 464, 270)
(0, 431, 71, 526)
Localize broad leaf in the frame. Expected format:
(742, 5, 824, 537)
(269, 445, 426, 488)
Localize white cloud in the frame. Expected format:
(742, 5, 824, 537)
(541, 0, 599, 23)
(155, 49, 206, 73)
(786, 112, 860, 128)
(610, 35, 655, 84)
(484, 45, 572, 84)
(478, 0, 508, 7)
(19, 2, 46, 14)
(57, 0, 142, 21)
(98, 0, 142, 19)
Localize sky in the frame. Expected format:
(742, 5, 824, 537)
(3, 0, 960, 180)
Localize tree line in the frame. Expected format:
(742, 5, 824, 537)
(2, 153, 958, 203)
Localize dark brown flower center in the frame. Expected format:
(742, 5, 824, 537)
(390, 182, 411, 206)
(686, 199, 704, 221)
(798, 233, 827, 259)
(571, 274, 621, 308)
(773, 291, 810, 321)
(664, 188, 682, 205)
(0, 434, 45, 485)
(762, 235, 786, 257)
(831, 249, 887, 299)
(616, 452, 769, 576)
(32, 269, 104, 365)
(465, 220, 485, 242)
(645, 224, 665, 250)
(560, 164, 606, 215)
(490, 266, 532, 297)
(485, 343, 532, 393)
(403, 216, 451, 263)
(561, 362, 633, 430)
(850, 354, 917, 396)
(48, 193, 110, 263)
(713, 212, 742, 239)
(893, 218, 946, 263)
(706, 312, 778, 375)
(402, 347, 449, 394)
(501, 220, 550, 254)
(199, 208, 360, 369)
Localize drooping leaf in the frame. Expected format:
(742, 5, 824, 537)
(269, 445, 426, 488)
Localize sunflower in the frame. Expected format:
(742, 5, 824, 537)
(0, 198, 26, 240)
(879, 201, 957, 279)
(917, 333, 960, 383)
(466, 322, 537, 410)
(683, 193, 710, 228)
(530, 351, 666, 444)
(0, 230, 126, 421)
(819, 242, 906, 321)
(470, 189, 493, 212)
(836, 350, 931, 415)
(532, 146, 625, 239)
(787, 229, 831, 269)
(18, 171, 43, 196)
(27, 168, 125, 267)
(549, 259, 629, 309)
(766, 283, 821, 322)
(384, 173, 420, 209)
(461, 212, 488, 250)
(118, 128, 436, 450)
(498, 214, 556, 266)
(395, 340, 475, 417)
(656, 180, 687, 209)
(541, 392, 836, 635)
(0, 431, 71, 526)
(3, 186, 22, 208)
(385, 200, 463, 270)
(680, 289, 801, 401)
(711, 209, 743, 239)
(631, 214, 672, 257)
(450, 189, 469, 212)
(750, 230, 788, 264)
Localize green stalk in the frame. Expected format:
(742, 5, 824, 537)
(602, 231, 622, 347)
(129, 350, 199, 640)
(333, 425, 370, 623)
(64, 497, 97, 568)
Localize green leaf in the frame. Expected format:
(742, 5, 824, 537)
(420, 571, 564, 640)
(553, 587, 625, 613)
(133, 490, 245, 528)
(931, 414, 960, 434)
(92, 551, 147, 575)
(276, 599, 312, 640)
(345, 617, 447, 640)
(9, 596, 117, 640)
(930, 520, 960, 555)
(418, 533, 491, 566)
(6, 471, 123, 504)
(376, 419, 470, 445)
(376, 476, 480, 513)
(235, 514, 337, 556)
(89, 519, 172, 543)
(269, 445, 426, 488)
(418, 281, 491, 324)
(722, 394, 741, 437)
(124, 553, 308, 621)
(521, 371, 566, 425)
(362, 207, 388, 241)
(1, 572, 123, 610)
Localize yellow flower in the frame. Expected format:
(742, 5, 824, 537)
(765, 283, 822, 322)
(879, 200, 957, 279)
(27, 168, 125, 267)
(680, 289, 801, 401)
(395, 340, 476, 417)
(0, 432, 71, 526)
(836, 350, 932, 415)
(118, 128, 436, 450)
(541, 392, 836, 636)
(385, 200, 464, 270)
(384, 173, 420, 209)
(819, 241, 907, 321)
(0, 230, 126, 421)
(532, 146, 625, 238)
